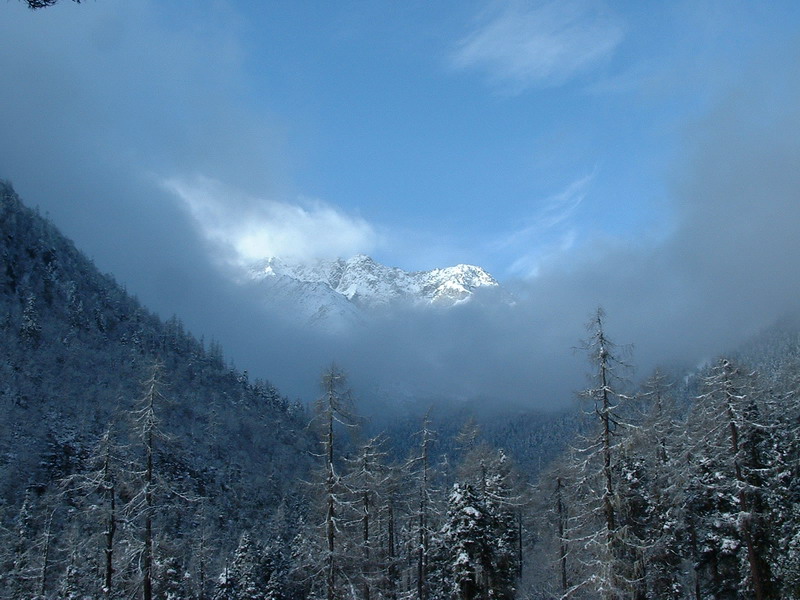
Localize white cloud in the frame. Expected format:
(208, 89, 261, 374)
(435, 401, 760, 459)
(163, 175, 378, 268)
(452, 0, 624, 93)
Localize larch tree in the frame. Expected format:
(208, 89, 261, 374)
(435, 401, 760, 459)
(59, 425, 127, 599)
(528, 452, 581, 599)
(129, 363, 168, 600)
(377, 460, 405, 600)
(566, 308, 637, 600)
(309, 365, 358, 600)
(341, 435, 390, 600)
(408, 413, 438, 600)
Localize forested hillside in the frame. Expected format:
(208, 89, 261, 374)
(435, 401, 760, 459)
(526, 311, 800, 599)
(3, 179, 800, 599)
(0, 181, 312, 598)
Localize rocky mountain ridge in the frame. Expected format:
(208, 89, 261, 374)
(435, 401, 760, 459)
(249, 254, 500, 327)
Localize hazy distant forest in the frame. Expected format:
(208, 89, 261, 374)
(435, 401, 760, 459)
(4, 162, 800, 600)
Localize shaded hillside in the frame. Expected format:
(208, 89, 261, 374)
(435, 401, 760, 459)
(0, 181, 312, 596)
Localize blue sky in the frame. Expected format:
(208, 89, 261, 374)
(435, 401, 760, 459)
(2, 0, 796, 278)
(2, 1, 800, 404)
(170, 0, 794, 277)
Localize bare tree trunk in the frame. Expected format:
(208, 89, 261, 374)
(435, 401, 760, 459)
(103, 446, 116, 599)
(363, 489, 371, 600)
(689, 519, 701, 600)
(387, 500, 397, 600)
(143, 418, 153, 600)
(556, 476, 568, 596)
(323, 375, 337, 600)
(139, 367, 161, 600)
(417, 421, 431, 600)
(39, 511, 54, 598)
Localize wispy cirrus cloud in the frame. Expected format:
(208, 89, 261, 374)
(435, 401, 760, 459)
(495, 171, 594, 277)
(451, 0, 624, 93)
(163, 175, 379, 269)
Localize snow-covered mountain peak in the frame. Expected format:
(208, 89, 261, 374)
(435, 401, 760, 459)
(249, 254, 500, 328)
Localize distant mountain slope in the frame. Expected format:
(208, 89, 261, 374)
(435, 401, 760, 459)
(0, 181, 312, 568)
(250, 254, 501, 327)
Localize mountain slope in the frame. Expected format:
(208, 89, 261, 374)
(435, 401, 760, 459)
(0, 181, 312, 591)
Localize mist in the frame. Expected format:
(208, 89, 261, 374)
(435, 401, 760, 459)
(2, 3, 799, 411)
(238, 49, 800, 409)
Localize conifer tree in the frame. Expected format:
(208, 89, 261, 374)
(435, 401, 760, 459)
(437, 483, 489, 600)
(565, 308, 637, 599)
(306, 365, 358, 600)
(687, 358, 776, 599)
(127, 363, 170, 600)
(8, 489, 36, 598)
(408, 413, 438, 600)
(629, 371, 685, 599)
(342, 435, 389, 600)
(216, 531, 272, 600)
(19, 293, 41, 347)
(59, 425, 125, 598)
(482, 451, 522, 599)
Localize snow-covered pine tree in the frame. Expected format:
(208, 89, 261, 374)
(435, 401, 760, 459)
(58, 545, 86, 600)
(425, 427, 523, 600)
(482, 450, 523, 599)
(454, 432, 523, 599)
(156, 552, 192, 600)
(685, 358, 776, 599)
(214, 531, 273, 600)
(627, 371, 685, 599)
(19, 292, 41, 348)
(765, 354, 800, 596)
(436, 482, 489, 600)
(7, 488, 37, 598)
